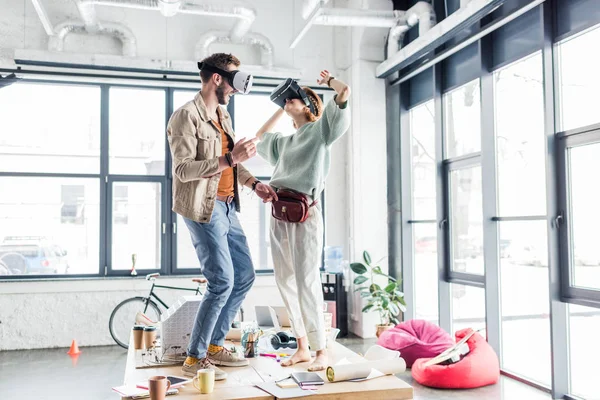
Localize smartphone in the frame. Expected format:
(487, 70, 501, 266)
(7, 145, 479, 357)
(136, 376, 191, 390)
(165, 375, 192, 386)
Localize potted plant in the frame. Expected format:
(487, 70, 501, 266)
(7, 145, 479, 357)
(351, 250, 406, 337)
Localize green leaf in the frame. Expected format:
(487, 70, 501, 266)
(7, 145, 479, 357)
(389, 302, 400, 316)
(384, 282, 397, 293)
(372, 266, 383, 275)
(398, 296, 407, 306)
(369, 284, 381, 294)
(363, 250, 372, 266)
(360, 291, 372, 298)
(394, 290, 404, 297)
(354, 286, 368, 292)
(362, 304, 375, 313)
(353, 275, 368, 285)
(381, 298, 389, 310)
(350, 262, 367, 275)
(398, 302, 407, 313)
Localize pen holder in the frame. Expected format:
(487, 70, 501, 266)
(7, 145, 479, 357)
(243, 331, 259, 358)
(245, 340, 257, 358)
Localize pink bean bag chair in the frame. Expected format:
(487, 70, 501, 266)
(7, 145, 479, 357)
(411, 328, 500, 389)
(377, 319, 454, 367)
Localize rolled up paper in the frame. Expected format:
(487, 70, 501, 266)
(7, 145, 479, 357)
(326, 358, 407, 382)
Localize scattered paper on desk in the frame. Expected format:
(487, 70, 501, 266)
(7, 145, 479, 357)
(256, 381, 315, 398)
(326, 345, 407, 383)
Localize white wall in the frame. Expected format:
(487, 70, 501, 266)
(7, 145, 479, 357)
(0, 0, 393, 349)
(0, 275, 283, 350)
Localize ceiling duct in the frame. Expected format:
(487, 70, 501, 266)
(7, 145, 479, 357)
(195, 31, 274, 68)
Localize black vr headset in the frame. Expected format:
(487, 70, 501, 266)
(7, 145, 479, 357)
(197, 62, 253, 95)
(270, 78, 316, 115)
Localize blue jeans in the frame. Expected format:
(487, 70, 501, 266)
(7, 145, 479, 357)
(183, 201, 255, 358)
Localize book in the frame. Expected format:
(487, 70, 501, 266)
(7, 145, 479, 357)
(290, 372, 325, 386)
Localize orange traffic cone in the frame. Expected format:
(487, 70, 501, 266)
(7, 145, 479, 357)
(67, 339, 81, 355)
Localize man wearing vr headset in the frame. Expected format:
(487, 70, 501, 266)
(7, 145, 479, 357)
(166, 53, 278, 381)
(254, 70, 351, 372)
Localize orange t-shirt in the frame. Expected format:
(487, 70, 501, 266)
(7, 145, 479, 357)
(213, 118, 234, 197)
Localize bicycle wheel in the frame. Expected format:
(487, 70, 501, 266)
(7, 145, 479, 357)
(109, 297, 161, 349)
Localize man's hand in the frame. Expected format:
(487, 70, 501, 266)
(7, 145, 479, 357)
(255, 183, 278, 203)
(232, 137, 259, 164)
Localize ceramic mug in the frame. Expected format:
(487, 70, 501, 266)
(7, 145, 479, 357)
(193, 368, 215, 394)
(148, 375, 171, 400)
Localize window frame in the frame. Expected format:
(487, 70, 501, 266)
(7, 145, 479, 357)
(0, 80, 329, 279)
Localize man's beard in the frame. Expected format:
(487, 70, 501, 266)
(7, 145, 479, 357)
(216, 82, 228, 105)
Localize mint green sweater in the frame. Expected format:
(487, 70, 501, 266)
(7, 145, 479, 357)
(257, 97, 350, 200)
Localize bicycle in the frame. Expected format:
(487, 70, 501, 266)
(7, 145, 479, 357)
(109, 272, 207, 349)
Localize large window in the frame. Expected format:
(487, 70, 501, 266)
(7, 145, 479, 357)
(557, 24, 600, 306)
(494, 54, 551, 386)
(109, 88, 166, 176)
(394, 3, 600, 399)
(494, 54, 546, 217)
(0, 177, 100, 275)
(557, 25, 600, 132)
(566, 141, 600, 290)
(569, 304, 600, 399)
(409, 100, 438, 324)
(444, 80, 481, 158)
(1, 84, 325, 277)
(0, 83, 101, 174)
(110, 182, 162, 271)
(0, 82, 102, 276)
(448, 164, 483, 275)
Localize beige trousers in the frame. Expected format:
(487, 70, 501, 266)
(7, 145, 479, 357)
(270, 206, 326, 351)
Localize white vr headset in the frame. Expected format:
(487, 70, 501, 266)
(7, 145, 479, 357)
(197, 62, 253, 95)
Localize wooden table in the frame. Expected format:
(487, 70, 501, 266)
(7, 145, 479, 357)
(122, 340, 413, 399)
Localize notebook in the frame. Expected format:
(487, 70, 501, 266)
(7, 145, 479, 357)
(290, 372, 325, 386)
(112, 384, 178, 399)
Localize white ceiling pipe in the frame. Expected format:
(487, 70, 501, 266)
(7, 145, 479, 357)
(76, 0, 255, 41)
(376, 0, 506, 78)
(49, 20, 137, 57)
(30, 0, 54, 36)
(291, 5, 407, 48)
(385, 2, 436, 60)
(387, 22, 410, 60)
(195, 30, 273, 68)
(314, 9, 405, 28)
(179, 3, 256, 42)
(405, 1, 437, 36)
(302, 0, 330, 20)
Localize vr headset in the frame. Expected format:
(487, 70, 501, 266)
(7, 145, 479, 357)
(270, 78, 316, 115)
(197, 62, 253, 95)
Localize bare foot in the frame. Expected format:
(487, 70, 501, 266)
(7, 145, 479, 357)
(281, 348, 312, 367)
(307, 351, 328, 372)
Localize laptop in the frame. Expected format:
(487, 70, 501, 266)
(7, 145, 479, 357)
(255, 306, 292, 329)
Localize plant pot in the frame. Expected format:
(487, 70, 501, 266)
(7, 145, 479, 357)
(375, 324, 395, 338)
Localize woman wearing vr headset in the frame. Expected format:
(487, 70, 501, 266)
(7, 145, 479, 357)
(255, 70, 351, 371)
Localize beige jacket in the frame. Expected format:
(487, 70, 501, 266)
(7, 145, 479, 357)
(167, 91, 255, 223)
